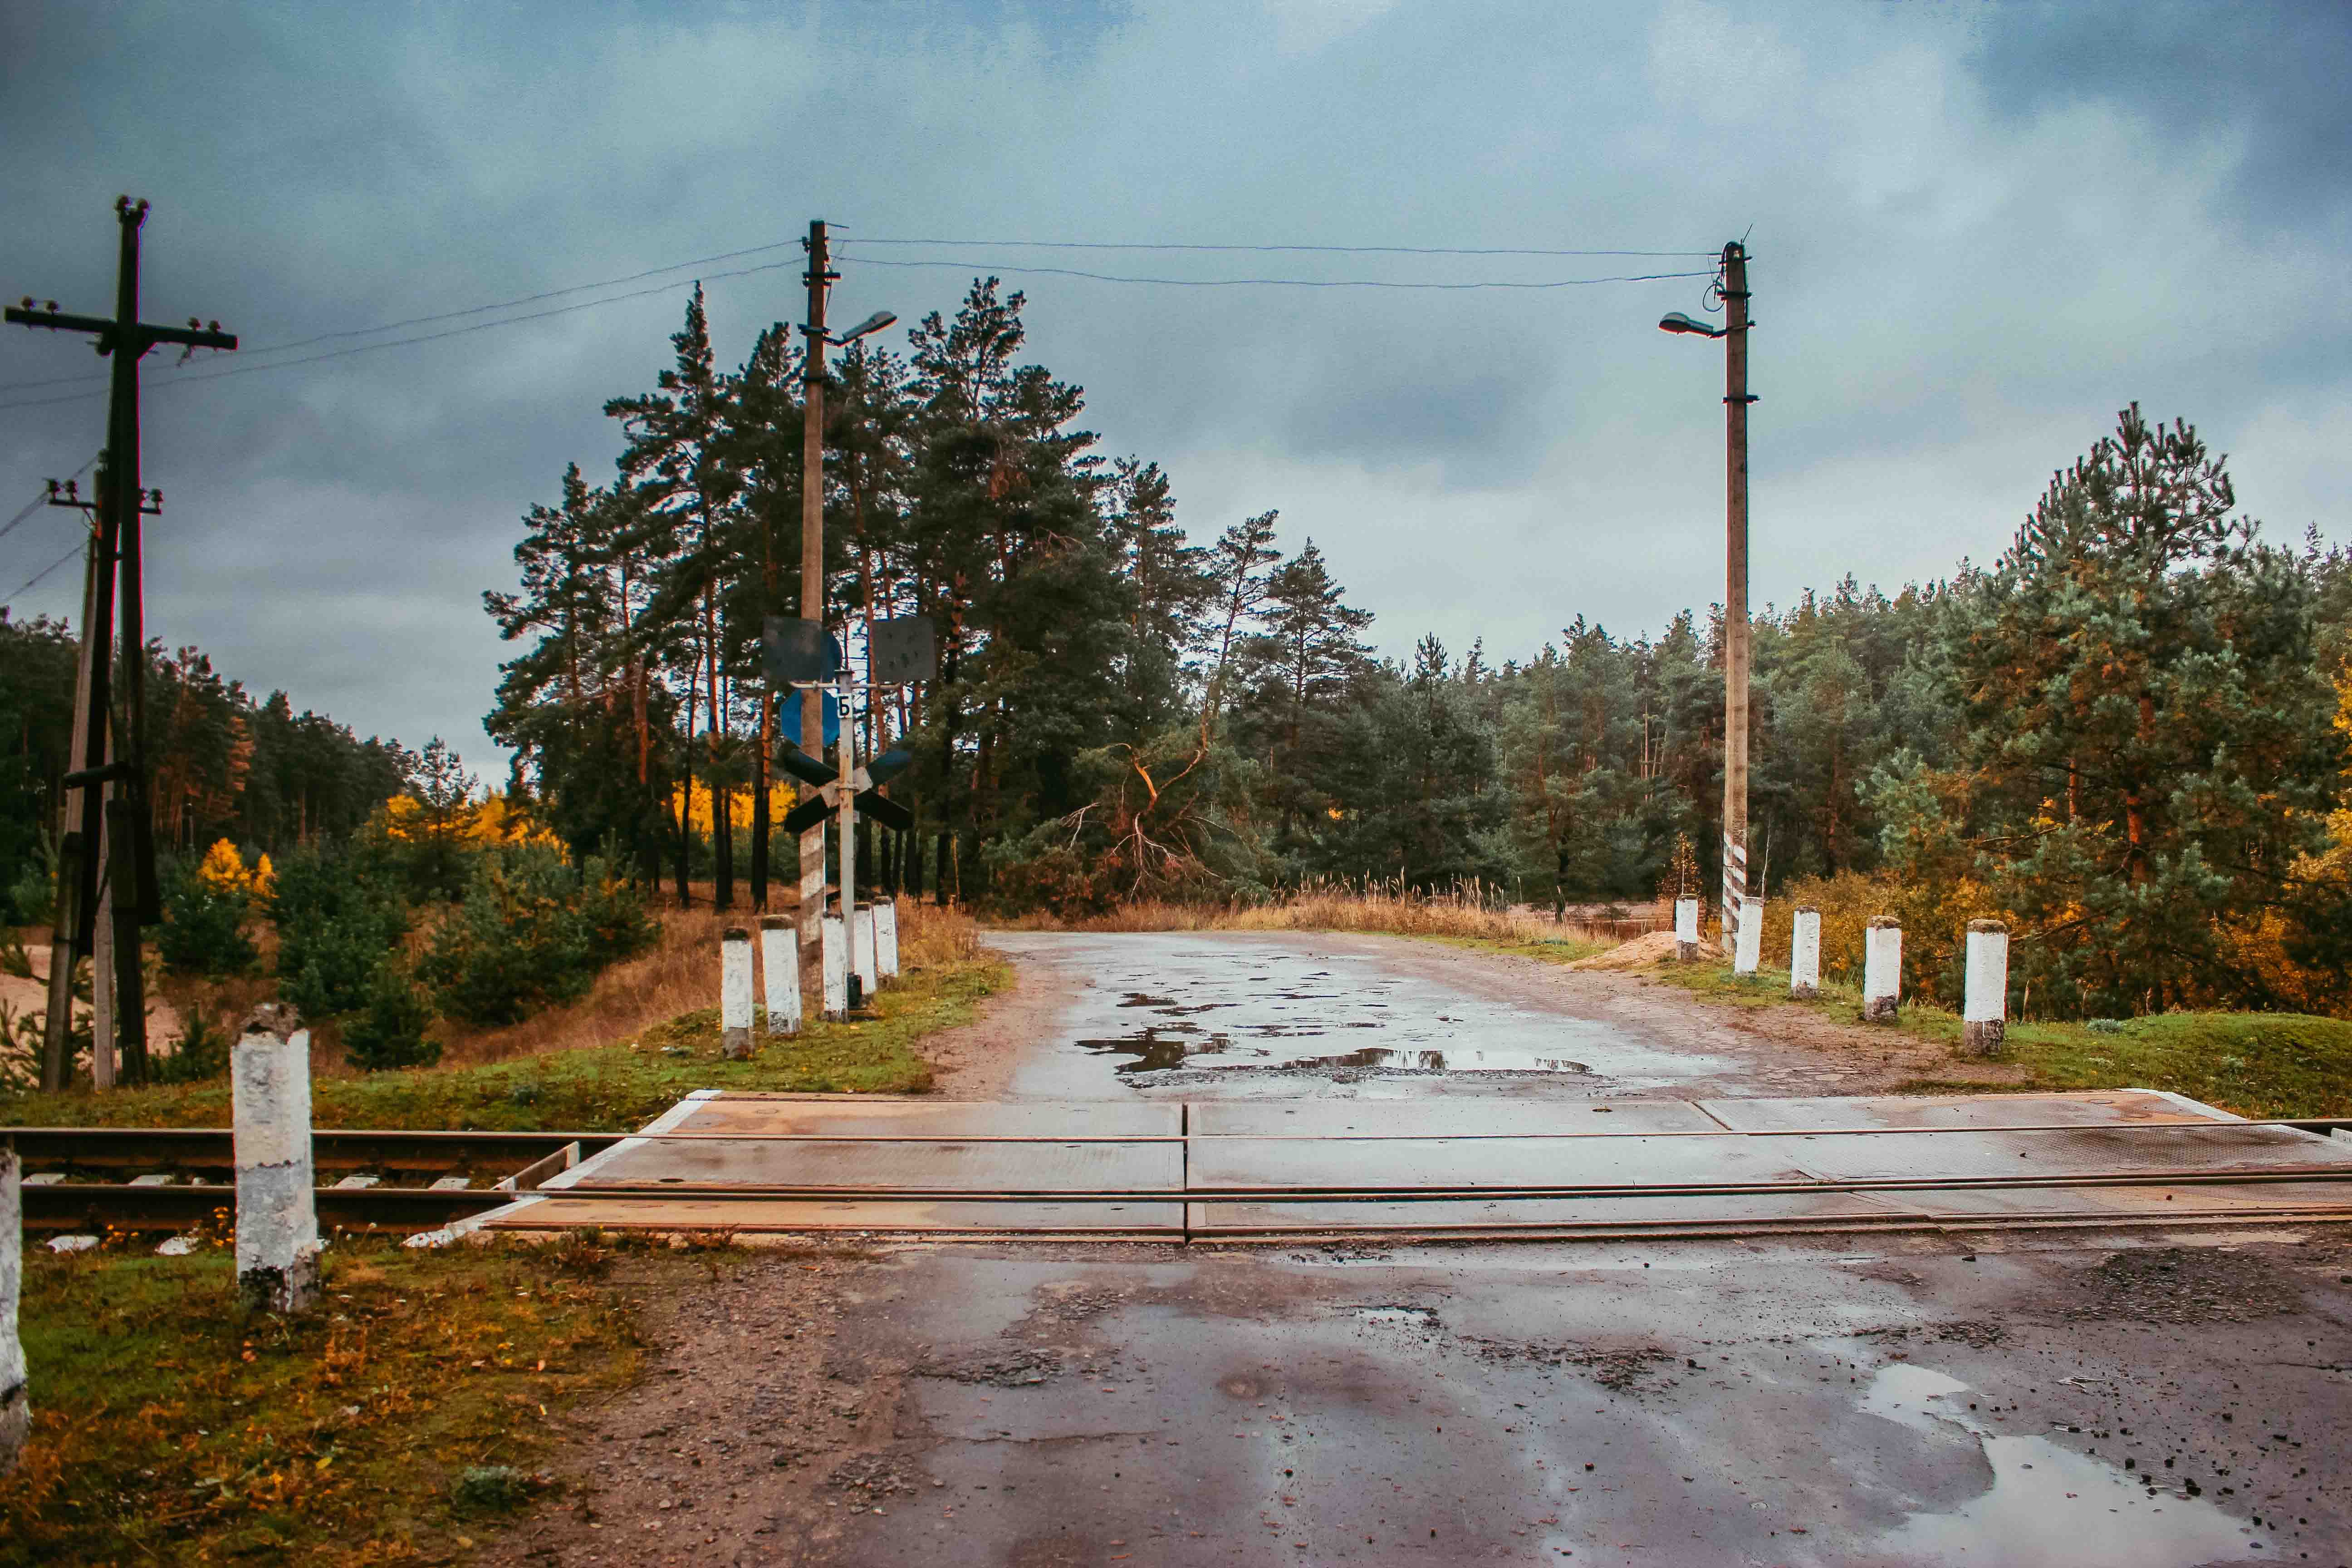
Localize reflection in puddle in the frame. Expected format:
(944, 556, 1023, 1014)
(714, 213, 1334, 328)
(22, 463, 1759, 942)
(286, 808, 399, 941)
(1860, 1364, 2260, 1565)
(1077, 1029, 1589, 1076)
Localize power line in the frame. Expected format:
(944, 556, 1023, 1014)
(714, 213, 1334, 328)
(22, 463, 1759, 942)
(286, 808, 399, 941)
(0, 452, 99, 544)
(0, 235, 810, 394)
(0, 539, 83, 609)
(837, 254, 1718, 289)
(0, 238, 1720, 413)
(0, 259, 806, 413)
(851, 238, 1721, 258)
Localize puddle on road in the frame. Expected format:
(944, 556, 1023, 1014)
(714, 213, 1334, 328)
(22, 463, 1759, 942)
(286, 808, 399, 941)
(1859, 1363, 2262, 1565)
(998, 932, 1741, 1096)
(1078, 1029, 1590, 1076)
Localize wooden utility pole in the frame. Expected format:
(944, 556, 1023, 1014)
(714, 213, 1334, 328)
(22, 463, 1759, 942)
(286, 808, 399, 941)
(1720, 242, 1753, 949)
(9, 196, 236, 1086)
(798, 220, 834, 955)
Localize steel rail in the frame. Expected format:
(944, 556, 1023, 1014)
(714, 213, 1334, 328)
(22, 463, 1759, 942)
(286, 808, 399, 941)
(20, 1183, 509, 1231)
(8, 1120, 2343, 1159)
(5, 1127, 623, 1170)
(528, 1162, 2352, 1203)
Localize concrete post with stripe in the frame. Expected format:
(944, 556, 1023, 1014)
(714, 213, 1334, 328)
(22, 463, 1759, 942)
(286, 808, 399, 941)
(1720, 833, 1746, 966)
(233, 1004, 319, 1314)
(1790, 906, 1822, 999)
(1964, 919, 2009, 1056)
(1734, 897, 1764, 976)
(720, 926, 755, 1059)
(852, 902, 878, 1001)
(1862, 916, 1902, 1023)
(0, 1141, 25, 1473)
(875, 898, 900, 981)
(821, 908, 848, 1020)
(760, 915, 801, 1037)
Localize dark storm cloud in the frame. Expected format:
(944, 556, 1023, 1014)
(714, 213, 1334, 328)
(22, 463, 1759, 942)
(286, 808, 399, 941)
(1970, 1, 2352, 227)
(0, 0, 2344, 759)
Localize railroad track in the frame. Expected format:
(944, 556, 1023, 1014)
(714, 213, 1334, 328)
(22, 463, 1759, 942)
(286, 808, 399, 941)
(14, 1115, 2352, 1238)
(8, 1127, 622, 1233)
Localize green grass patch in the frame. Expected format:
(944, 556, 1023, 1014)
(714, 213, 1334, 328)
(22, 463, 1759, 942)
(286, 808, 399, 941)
(0, 1233, 645, 1566)
(1435, 934, 1614, 966)
(1648, 961, 2352, 1117)
(3, 954, 1010, 1133)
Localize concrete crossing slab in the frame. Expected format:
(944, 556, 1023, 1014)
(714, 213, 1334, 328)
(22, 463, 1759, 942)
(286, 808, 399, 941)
(566, 1136, 1182, 1193)
(483, 1195, 1184, 1234)
(1191, 1098, 1724, 1137)
(466, 1088, 2352, 1239)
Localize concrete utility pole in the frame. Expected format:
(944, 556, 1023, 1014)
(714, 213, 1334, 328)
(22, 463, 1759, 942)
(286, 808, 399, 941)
(9, 197, 235, 1086)
(1720, 242, 1753, 953)
(798, 220, 834, 961)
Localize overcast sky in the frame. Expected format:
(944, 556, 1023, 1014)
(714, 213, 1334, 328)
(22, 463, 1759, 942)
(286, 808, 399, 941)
(3, 0, 2346, 768)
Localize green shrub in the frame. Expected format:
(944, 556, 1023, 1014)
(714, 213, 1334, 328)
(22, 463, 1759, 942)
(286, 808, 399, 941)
(270, 845, 410, 1018)
(156, 1007, 233, 1083)
(419, 845, 654, 1026)
(157, 859, 260, 977)
(341, 955, 442, 1071)
(450, 1463, 533, 1514)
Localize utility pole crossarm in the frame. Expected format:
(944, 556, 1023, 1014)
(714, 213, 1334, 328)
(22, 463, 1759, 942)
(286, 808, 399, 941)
(6, 304, 238, 354)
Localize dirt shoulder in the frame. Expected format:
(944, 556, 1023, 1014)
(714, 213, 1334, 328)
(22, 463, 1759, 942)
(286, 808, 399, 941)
(476, 1245, 916, 1568)
(911, 941, 1081, 1101)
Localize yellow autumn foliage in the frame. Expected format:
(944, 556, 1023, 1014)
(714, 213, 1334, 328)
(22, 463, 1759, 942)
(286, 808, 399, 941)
(669, 779, 798, 836)
(379, 789, 564, 848)
(194, 838, 271, 902)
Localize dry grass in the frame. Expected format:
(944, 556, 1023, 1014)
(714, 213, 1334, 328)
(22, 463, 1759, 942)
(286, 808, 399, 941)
(1000, 879, 1629, 948)
(416, 891, 982, 1071)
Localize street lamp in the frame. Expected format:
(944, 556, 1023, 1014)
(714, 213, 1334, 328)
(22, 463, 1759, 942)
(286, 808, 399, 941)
(829, 309, 897, 345)
(1657, 311, 1725, 339)
(1660, 243, 1754, 963)
(798, 221, 901, 1014)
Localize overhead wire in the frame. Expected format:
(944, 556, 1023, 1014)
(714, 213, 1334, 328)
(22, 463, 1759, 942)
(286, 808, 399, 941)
(1, 539, 85, 609)
(836, 253, 1717, 289)
(0, 235, 813, 394)
(848, 238, 1722, 258)
(0, 451, 99, 545)
(0, 233, 1720, 412)
(0, 259, 808, 413)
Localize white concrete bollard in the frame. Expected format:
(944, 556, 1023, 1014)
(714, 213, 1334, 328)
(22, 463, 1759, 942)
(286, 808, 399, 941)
(1862, 916, 1902, 1022)
(1, 1144, 26, 1474)
(875, 898, 900, 982)
(1673, 897, 1700, 962)
(851, 902, 878, 1001)
(760, 916, 801, 1037)
(821, 911, 848, 1020)
(1734, 898, 1764, 976)
(720, 926, 755, 1059)
(1964, 919, 2010, 1056)
(233, 1004, 319, 1314)
(1790, 906, 1822, 999)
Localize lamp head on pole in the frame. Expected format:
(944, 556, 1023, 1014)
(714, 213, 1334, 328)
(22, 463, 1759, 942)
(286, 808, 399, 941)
(829, 310, 898, 345)
(1658, 311, 1727, 339)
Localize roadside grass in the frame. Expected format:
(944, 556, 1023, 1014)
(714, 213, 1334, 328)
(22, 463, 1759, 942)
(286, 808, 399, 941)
(1649, 961, 2352, 1118)
(0, 908, 1008, 1132)
(0, 1232, 645, 1568)
(1001, 882, 1627, 951)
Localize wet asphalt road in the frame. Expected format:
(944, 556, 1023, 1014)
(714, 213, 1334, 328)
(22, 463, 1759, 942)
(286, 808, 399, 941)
(712, 931, 2352, 1566)
(817, 1235, 2352, 1567)
(995, 931, 1734, 1101)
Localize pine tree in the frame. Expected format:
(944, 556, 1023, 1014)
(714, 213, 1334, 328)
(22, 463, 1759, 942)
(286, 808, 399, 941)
(1883, 405, 2344, 1013)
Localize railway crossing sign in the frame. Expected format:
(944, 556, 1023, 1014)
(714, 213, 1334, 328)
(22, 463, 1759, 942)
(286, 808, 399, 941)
(776, 741, 915, 835)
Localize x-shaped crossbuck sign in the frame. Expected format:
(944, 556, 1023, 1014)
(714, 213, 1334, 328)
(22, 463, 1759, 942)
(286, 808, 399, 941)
(775, 742, 916, 836)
